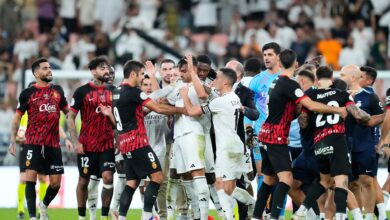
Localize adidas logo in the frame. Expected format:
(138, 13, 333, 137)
(190, 164, 195, 168)
(200, 198, 208, 202)
(223, 175, 227, 178)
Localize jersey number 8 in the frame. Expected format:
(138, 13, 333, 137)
(315, 101, 340, 127)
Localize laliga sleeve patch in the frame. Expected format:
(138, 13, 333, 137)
(294, 88, 304, 98)
(70, 98, 75, 106)
(17, 102, 20, 108)
(140, 92, 148, 100)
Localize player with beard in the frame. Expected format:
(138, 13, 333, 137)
(253, 50, 348, 220)
(8, 58, 70, 220)
(67, 57, 116, 220)
(293, 66, 370, 220)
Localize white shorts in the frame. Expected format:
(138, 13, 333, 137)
(215, 150, 246, 181)
(173, 132, 206, 174)
(205, 133, 215, 173)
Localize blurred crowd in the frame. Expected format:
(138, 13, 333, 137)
(0, 0, 390, 153)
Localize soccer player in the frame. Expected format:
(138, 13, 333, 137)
(181, 67, 256, 220)
(252, 50, 348, 220)
(67, 57, 116, 220)
(111, 60, 184, 220)
(226, 60, 259, 220)
(339, 65, 385, 219)
(241, 57, 262, 87)
(293, 66, 370, 220)
(246, 42, 282, 196)
(8, 58, 70, 220)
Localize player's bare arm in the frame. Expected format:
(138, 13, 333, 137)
(378, 109, 390, 151)
(298, 111, 309, 129)
(67, 110, 84, 154)
(59, 126, 73, 150)
(180, 87, 202, 117)
(8, 113, 22, 156)
(362, 113, 385, 127)
(346, 104, 371, 123)
(185, 54, 209, 99)
(145, 60, 160, 91)
(299, 97, 348, 118)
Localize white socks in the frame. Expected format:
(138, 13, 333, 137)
(218, 189, 235, 220)
(231, 187, 255, 205)
(111, 173, 126, 211)
(141, 211, 153, 220)
(167, 178, 179, 220)
(365, 213, 374, 220)
(183, 180, 200, 219)
(193, 176, 210, 220)
(87, 176, 100, 219)
(384, 191, 390, 206)
(377, 202, 387, 220)
(209, 184, 223, 214)
(350, 208, 363, 220)
(335, 213, 346, 220)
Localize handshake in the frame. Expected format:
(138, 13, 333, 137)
(245, 126, 259, 149)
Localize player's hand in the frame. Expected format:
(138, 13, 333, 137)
(145, 60, 157, 78)
(179, 86, 189, 97)
(184, 54, 195, 74)
(100, 104, 113, 117)
(383, 147, 390, 158)
(339, 107, 348, 119)
(75, 141, 84, 154)
(156, 98, 169, 104)
(8, 142, 16, 156)
(65, 138, 73, 151)
(15, 135, 25, 144)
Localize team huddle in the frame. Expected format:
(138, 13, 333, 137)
(8, 41, 390, 220)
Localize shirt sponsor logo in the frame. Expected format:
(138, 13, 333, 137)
(113, 94, 120, 100)
(39, 103, 56, 113)
(314, 145, 334, 156)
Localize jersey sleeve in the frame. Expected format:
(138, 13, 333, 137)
(132, 87, 151, 105)
(369, 92, 384, 115)
(70, 87, 84, 113)
(201, 97, 223, 114)
(16, 90, 29, 116)
(343, 91, 355, 107)
(56, 85, 68, 111)
(386, 88, 390, 110)
(283, 78, 307, 104)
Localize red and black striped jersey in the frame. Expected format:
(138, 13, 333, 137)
(112, 83, 151, 154)
(259, 75, 307, 145)
(70, 82, 114, 152)
(305, 87, 354, 144)
(16, 84, 68, 147)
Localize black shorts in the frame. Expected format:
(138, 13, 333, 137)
(19, 145, 44, 174)
(123, 146, 162, 181)
(22, 145, 64, 175)
(77, 149, 116, 178)
(260, 144, 292, 176)
(314, 134, 351, 177)
(351, 149, 378, 180)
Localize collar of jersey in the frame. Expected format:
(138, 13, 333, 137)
(89, 82, 106, 89)
(33, 83, 51, 89)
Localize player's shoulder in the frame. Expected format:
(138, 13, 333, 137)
(386, 88, 390, 96)
(50, 84, 65, 93)
(106, 84, 116, 91)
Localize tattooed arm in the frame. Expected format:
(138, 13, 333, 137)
(346, 104, 371, 123)
(298, 111, 309, 129)
(8, 114, 22, 156)
(67, 111, 84, 154)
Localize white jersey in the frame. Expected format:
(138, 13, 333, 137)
(167, 83, 204, 138)
(144, 111, 169, 154)
(202, 92, 244, 153)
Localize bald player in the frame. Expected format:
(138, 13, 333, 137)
(340, 65, 385, 220)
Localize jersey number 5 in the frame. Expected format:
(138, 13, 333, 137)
(315, 101, 340, 127)
(113, 107, 123, 131)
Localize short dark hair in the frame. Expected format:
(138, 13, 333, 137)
(197, 54, 212, 65)
(219, 68, 237, 86)
(31, 58, 49, 73)
(178, 56, 198, 68)
(360, 66, 377, 84)
(279, 49, 296, 69)
(141, 74, 150, 85)
(297, 69, 315, 82)
(262, 42, 281, 55)
(123, 60, 144, 79)
(88, 56, 109, 70)
(160, 59, 175, 66)
(333, 78, 347, 91)
(244, 57, 262, 74)
(316, 66, 333, 80)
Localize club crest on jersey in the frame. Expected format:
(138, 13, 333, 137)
(25, 160, 30, 167)
(44, 94, 49, 99)
(152, 162, 157, 169)
(83, 167, 88, 174)
(100, 94, 106, 103)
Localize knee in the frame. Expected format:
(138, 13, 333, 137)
(169, 169, 180, 179)
(224, 186, 234, 196)
(37, 174, 47, 183)
(349, 181, 360, 192)
(102, 173, 114, 185)
(150, 172, 164, 184)
(182, 172, 192, 181)
(359, 176, 374, 188)
(278, 172, 293, 186)
(320, 178, 333, 189)
(50, 182, 61, 190)
(263, 175, 277, 185)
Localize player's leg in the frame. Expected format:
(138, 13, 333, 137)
(166, 143, 181, 220)
(253, 145, 264, 191)
(347, 188, 364, 220)
(76, 153, 93, 220)
(24, 145, 42, 219)
(156, 145, 168, 220)
(87, 175, 100, 220)
(252, 147, 277, 220)
(110, 157, 126, 217)
(359, 175, 376, 218)
(99, 149, 115, 220)
(17, 172, 27, 219)
(374, 177, 387, 220)
(182, 173, 200, 220)
(36, 173, 48, 218)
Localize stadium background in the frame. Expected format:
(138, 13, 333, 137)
(0, 0, 390, 216)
